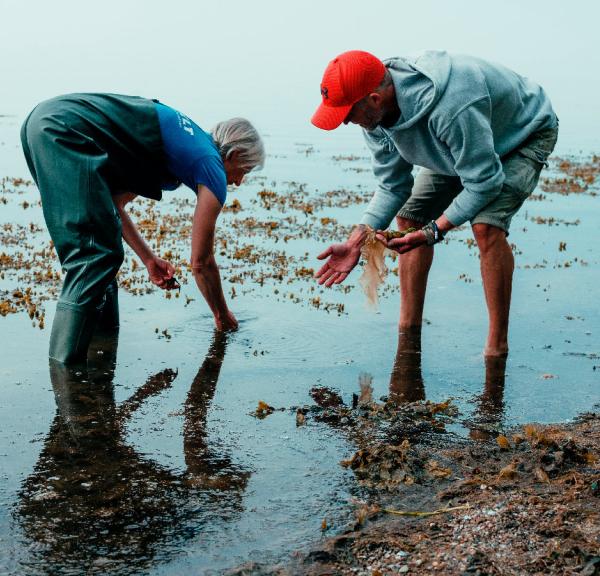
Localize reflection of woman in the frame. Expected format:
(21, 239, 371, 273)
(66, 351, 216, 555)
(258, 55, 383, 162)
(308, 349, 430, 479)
(17, 330, 249, 572)
(20, 94, 265, 363)
(184, 330, 250, 490)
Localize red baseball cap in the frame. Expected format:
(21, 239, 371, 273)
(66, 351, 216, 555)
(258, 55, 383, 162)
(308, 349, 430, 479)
(311, 50, 386, 131)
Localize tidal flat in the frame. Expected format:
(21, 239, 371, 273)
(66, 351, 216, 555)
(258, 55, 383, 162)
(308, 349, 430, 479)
(0, 119, 598, 575)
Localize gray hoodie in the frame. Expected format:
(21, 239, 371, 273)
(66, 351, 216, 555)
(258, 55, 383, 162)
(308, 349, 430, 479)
(359, 51, 557, 229)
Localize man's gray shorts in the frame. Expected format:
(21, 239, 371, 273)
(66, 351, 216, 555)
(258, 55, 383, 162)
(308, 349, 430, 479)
(397, 125, 559, 233)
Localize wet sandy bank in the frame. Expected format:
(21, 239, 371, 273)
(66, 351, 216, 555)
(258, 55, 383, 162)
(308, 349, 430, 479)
(229, 411, 599, 576)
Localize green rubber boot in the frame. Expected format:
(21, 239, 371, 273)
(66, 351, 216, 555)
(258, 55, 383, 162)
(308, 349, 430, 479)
(49, 303, 101, 364)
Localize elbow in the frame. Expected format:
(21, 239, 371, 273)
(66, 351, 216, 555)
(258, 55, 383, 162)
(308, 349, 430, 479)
(112, 198, 126, 212)
(112, 192, 138, 212)
(190, 255, 216, 274)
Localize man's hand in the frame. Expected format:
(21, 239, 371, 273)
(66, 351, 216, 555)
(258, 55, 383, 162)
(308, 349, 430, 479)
(315, 242, 362, 287)
(146, 256, 176, 289)
(215, 309, 238, 331)
(376, 229, 427, 254)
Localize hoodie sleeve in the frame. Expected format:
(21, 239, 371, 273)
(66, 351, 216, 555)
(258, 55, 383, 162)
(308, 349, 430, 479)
(359, 128, 414, 230)
(439, 97, 505, 226)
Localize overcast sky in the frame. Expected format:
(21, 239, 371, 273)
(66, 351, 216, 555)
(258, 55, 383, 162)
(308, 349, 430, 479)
(1, 0, 599, 149)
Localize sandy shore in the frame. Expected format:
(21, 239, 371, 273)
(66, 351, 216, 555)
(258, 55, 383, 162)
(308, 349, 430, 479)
(229, 409, 599, 575)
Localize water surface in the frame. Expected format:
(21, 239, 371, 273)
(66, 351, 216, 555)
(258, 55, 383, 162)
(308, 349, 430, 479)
(1, 117, 598, 574)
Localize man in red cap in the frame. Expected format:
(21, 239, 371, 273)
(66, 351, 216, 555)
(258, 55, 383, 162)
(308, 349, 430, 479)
(312, 50, 558, 357)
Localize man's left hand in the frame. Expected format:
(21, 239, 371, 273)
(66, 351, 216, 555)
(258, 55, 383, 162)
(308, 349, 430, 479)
(375, 229, 428, 254)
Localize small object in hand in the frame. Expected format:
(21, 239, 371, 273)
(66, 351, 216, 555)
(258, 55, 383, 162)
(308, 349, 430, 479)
(164, 276, 181, 292)
(380, 227, 416, 241)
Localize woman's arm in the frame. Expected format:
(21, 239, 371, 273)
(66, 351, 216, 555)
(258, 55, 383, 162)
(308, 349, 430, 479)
(191, 186, 238, 331)
(112, 192, 175, 289)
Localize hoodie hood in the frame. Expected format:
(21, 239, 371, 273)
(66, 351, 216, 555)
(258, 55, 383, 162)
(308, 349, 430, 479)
(383, 50, 452, 130)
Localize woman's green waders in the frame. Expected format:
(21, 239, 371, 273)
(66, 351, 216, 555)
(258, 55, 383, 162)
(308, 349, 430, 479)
(20, 93, 169, 364)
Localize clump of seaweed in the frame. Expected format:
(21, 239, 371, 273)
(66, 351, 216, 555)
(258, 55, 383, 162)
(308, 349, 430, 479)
(250, 400, 288, 419)
(335, 394, 458, 490)
(341, 438, 418, 489)
(282, 375, 460, 491)
(358, 226, 415, 309)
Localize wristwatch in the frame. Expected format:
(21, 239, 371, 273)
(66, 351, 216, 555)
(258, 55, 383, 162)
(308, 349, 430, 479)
(421, 220, 444, 246)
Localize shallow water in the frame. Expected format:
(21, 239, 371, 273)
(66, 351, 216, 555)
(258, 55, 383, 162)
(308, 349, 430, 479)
(1, 117, 599, 574)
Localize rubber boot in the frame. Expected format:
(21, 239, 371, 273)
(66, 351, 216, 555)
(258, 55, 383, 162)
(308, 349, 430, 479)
(96, 279, 120, 332)
(49, 358, 117, 448)
(49, 303, 101, 364)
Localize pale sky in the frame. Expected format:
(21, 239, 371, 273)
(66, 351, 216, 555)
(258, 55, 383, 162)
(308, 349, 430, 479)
(1, 0, 599, 149)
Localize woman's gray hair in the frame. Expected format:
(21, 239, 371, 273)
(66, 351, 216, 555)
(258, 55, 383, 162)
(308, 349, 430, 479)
(211, 118, 265, 171)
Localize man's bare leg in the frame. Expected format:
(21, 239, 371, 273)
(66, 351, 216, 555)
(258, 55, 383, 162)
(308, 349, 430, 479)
(396, 217, 434, 329)
(472, 223, 513, 357)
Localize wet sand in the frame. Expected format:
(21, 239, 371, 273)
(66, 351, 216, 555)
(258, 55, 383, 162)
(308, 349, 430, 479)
(228, 409, 599, 575)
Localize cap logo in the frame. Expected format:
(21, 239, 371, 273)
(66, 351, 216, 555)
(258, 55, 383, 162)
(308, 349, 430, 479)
(320, 86, 329, 100)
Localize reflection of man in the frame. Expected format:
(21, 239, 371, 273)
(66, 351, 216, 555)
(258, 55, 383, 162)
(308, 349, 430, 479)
(17, 330, 249, 572)
(312, 51, 558, 357)
(389, 329, 425, 404)
(468, 356, 507, 441)
(388, 329, 507, 443)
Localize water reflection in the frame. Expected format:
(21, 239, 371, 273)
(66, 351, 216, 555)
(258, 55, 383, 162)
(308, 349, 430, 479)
(387, 329, 507, 439)
(184, 331, 251, 491)
(388, 328, 426, 403)
(468, 355, 507, 440)
(16, 329, 249, 573)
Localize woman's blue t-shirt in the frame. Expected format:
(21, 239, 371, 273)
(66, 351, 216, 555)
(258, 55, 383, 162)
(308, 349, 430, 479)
(155, 102, 227, 205)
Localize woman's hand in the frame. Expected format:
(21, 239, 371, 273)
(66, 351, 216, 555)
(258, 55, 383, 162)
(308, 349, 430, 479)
(146, 256, 176, 289)
(215, 309, 238, 331)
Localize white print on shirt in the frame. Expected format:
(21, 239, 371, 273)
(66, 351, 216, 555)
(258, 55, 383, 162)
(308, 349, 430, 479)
(178, 112, 195, 137)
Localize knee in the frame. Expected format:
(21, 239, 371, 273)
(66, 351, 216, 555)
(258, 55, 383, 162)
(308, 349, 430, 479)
(472, 224, 507, 254)
(396, 216, 422, 231)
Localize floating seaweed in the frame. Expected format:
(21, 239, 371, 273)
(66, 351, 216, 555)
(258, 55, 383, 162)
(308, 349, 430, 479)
(358, 226, 415, 309)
